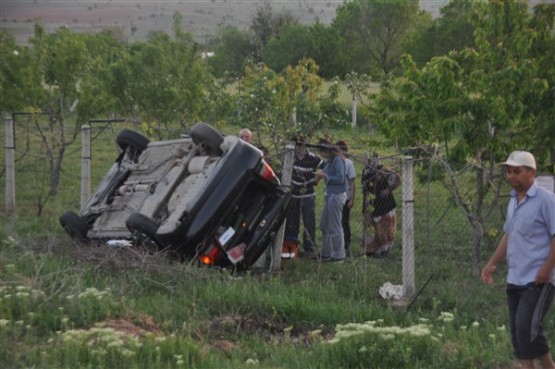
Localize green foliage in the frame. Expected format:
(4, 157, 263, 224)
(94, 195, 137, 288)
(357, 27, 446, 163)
(370, 0, 554, 169)
(249, 1, 298, 52)
(229, 59, 348, 153)
(333, 0, 423, 78)
(306, 22, 349, 79)
(0, 31, 36, 111)
(262, 24, 313, 72)
(208, 25, 256, 79)
(112, 31, 214, 131)
(367, 0, 555, 275)
(403, 0, 475, 67)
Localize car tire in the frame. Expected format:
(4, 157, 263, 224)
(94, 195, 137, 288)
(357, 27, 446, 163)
(125, 213, 163, 251)
(190, 122, 224, 156)
(116, 129, 150, 162)
(59, 210, 89, 243)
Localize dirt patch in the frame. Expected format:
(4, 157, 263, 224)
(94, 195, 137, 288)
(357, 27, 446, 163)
(198, 314, 334, 348)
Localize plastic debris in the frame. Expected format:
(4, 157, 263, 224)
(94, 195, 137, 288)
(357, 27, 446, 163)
(379, 282, 405, 300)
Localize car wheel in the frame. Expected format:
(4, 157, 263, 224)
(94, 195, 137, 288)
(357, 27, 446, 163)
(190, 122, 224, 156)
(125, 213, 163, 252)
(116, 129, 150, 162)
(59, 210, 89, 243)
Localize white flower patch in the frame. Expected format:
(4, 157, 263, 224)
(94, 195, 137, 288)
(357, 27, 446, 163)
(330, 321, 432, 344)
(437, 312, 454, 323)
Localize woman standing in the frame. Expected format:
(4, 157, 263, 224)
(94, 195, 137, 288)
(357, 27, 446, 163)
(315, 140, 347, 262)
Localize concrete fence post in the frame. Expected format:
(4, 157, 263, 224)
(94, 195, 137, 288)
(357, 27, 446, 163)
(5, 115, 15, 211)
(81, 125, 91, 211)
(351, 93, 357, 128)
(270, 141, 295, 272)
(402, 156, 415, 298)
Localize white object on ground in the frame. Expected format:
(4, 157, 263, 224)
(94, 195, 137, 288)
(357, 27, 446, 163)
(379, 282, 405, 300)
(106, 239, 133, 247)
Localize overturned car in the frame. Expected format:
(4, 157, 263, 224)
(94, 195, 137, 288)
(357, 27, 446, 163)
(59, 123, 291, 270)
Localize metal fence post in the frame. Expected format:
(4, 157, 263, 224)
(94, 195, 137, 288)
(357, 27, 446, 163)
(81, 125, 91, 211)
(4, 115, 15, 211)
(402, 156, 415, 298)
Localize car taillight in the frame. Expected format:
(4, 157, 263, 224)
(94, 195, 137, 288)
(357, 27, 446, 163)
(259, 159, 279, 184)
(200, 246, 220, 265)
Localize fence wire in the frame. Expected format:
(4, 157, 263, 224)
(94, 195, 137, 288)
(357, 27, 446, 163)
(3, 120, 510, 303)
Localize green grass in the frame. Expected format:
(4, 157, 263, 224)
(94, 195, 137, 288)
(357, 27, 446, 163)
(0, 233, 522, 369)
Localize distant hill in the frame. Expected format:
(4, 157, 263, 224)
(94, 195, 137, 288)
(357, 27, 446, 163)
(0, 0, 449, 45)
(1, 0, 549, 46)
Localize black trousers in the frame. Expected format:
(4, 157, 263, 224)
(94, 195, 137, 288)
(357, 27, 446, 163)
(506, 282, 554, 360)
(342, 202, 351, 250)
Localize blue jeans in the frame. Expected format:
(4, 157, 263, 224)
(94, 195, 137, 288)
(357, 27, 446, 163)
(506, 282, 554, 360)
(320, 193, 346, 259)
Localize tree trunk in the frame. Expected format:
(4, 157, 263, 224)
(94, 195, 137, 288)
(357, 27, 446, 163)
(471, 167, 485, 276)
(49, 146, 65, 196)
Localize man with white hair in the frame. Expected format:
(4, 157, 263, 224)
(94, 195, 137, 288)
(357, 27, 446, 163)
(481, 151, 555, 369)
(238, 128, 253, 144)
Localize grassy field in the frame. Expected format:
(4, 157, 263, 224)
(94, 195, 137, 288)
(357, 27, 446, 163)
(0, 229, 519, 369)
(2, 121, 542, 368)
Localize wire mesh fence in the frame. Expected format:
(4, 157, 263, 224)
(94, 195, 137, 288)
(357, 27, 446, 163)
(3, 117, 514, 302)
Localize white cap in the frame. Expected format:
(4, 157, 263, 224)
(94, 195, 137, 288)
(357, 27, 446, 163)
(500, 151, 536, 170)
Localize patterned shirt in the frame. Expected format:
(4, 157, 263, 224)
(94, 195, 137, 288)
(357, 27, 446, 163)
(291, 151, 321, 198)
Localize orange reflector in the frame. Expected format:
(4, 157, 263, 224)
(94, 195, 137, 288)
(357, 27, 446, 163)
(200, 255, 214, 265)
(200, 245, 220, 265)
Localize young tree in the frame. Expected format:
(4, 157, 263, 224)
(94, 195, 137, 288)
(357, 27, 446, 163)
(369, 0, 555, 275)
(109, 30, 214, 133)
(22, 24, 90, 197)
(231, 59, 344, 156)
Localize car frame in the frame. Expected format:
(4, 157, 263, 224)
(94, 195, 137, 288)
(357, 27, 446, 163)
(60, 123, 291, 270)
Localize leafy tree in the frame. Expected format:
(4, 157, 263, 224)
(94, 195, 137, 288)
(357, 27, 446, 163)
(109, 30, 214, 133)
(2, 24, 120, 209)
(261, 21, 349, 78)
(0, 31, 37, 111)
(208, 25, 256, 78)
(369, 0, 555, 275)
(23, 24, 91, 197)
(76, 30, 130, 123)
(262, 24, 313, 72)
(404, 0, 475, 67)
(307, 22, 349, 79)
(231, 59, 345, 156)
(250, 0, 298, 60)
(261, 21, 350, 78)
(333, 0, 422, 78)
